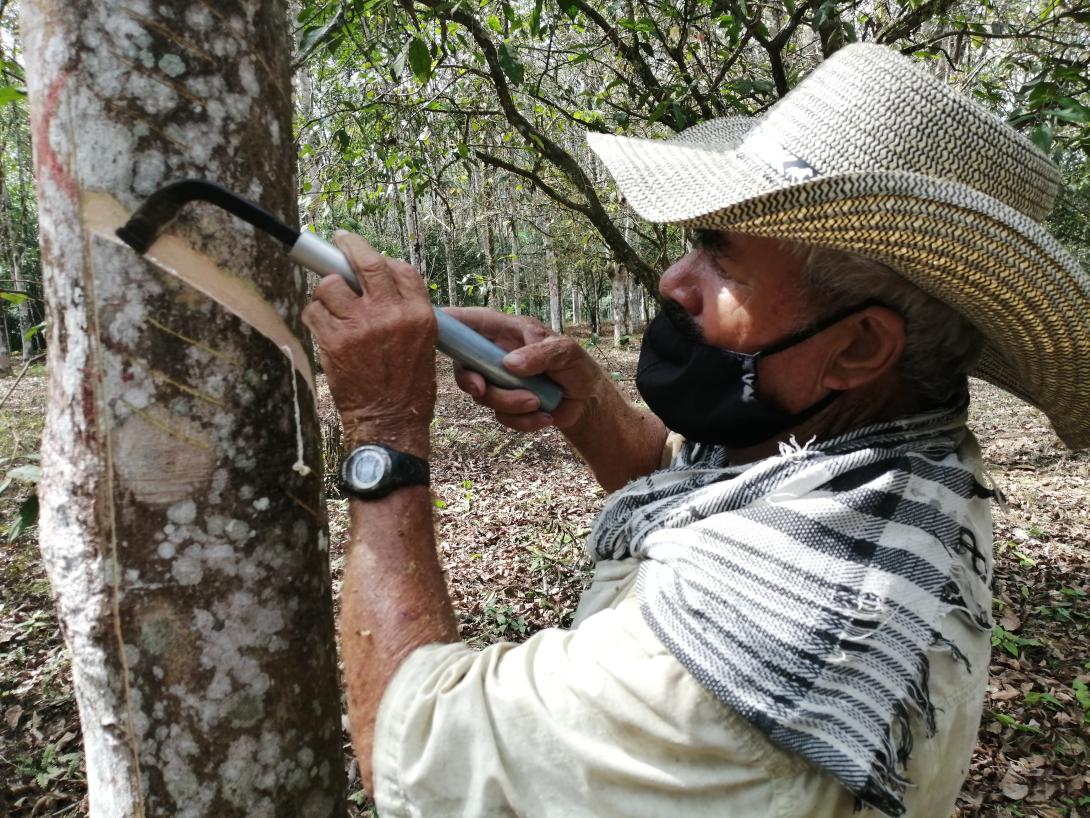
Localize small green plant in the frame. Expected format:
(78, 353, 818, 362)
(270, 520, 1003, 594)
(1023, 690, 1064, 710)
(16, 743, 84, 790)
(991, 625, 1041, 657)
(477, 591, 529, 641)
(992, 712, 1042, 734)
(0, 458, 41, 542)
(1074, 681, 1090, 723)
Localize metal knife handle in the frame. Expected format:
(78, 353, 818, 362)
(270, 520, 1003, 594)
(290, 231, 564, 413)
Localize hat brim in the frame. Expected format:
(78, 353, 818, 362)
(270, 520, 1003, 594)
(588, 129, 1090, 449)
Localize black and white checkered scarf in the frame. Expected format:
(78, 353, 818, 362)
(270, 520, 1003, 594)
(586, 405, 994, 816)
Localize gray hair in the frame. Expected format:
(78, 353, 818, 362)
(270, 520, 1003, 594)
(792, 244, 984, 408)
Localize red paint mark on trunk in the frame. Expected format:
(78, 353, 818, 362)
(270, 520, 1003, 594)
(30, 73, 78, 201)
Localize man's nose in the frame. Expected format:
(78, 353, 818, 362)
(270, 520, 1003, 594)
(658, 250, 703, 315)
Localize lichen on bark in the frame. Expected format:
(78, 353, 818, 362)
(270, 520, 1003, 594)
(22, 1, 346, 815)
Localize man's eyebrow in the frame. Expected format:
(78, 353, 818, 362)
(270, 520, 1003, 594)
(694, 229, 732, 254)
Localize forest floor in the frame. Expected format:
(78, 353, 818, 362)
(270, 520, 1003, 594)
(1, 333, 1088, 817)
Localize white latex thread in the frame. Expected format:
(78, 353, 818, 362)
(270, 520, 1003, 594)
(281, 345, 312, 477)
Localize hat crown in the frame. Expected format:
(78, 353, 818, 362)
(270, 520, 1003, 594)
(742, 44, 1061, 222)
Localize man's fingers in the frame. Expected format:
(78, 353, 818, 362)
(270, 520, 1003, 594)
(495, 410, 554, 433)
(444, 307, 551, 350)
(389, 259, 430, 303)
(473, 383, 542, 415)
(503, 335, 583, 376)
(453, 364, 487, 399)
(302, 300, 336, 337)
(333, 231, 399, 302)
(313, 273, 361, 317)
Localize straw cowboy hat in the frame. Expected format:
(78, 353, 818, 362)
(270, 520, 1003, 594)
(587, 43, 1090, 450)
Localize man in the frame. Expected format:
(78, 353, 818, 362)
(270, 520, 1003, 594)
(302, 44, 1090, 817)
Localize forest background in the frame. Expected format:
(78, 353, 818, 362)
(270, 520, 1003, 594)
(1, 0, 1089, 815)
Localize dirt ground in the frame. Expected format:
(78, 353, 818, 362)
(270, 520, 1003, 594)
(1, 336, 1088, 817)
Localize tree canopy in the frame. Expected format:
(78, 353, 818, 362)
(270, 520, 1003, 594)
(289, 0, 1090, 318)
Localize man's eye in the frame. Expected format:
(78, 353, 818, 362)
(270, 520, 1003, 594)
(694, 230, 730, 254)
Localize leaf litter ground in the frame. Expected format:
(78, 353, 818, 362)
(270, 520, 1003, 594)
(1, 343, 1088, 817)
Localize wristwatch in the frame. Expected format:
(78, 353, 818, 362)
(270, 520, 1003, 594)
(339, 443, 430, 500)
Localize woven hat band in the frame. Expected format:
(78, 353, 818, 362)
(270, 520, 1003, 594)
(741, 46, 1061, 223)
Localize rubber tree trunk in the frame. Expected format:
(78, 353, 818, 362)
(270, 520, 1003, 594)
(544, 235, 562, 334)
(442, 215, 458, 308)
(0, 311, 10, 375)
(508, 219, 523, 317)
(23, 2, 347, 816)
(611, 270, 628, 347)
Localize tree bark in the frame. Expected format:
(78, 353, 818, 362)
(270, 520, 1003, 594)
(405, 176, 425, 279)
(0, 310, 10, 375)
(23, 2, 347, 816)
(544, 234, 562, 334)
(442, 222, 458, 307)
(508, 219, 523, 317)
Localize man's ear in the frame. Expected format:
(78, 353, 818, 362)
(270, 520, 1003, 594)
(821, 306, 906, 391)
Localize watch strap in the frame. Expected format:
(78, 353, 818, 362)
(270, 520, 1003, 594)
(339, 443, 430, 500)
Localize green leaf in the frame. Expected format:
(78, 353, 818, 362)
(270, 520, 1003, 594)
(408, 38, 432, 84)
(993, 712, 1041, 733)
(1023, 691, 1063, 710)
(7, 494, 38, 543)
(1041, 102, 1090, 125)
(1075, 681, 1090, 712)
(497, 42, 524, 86)
(529, 0, 543, 37)
(0, 291, 27, 305)
(456, 142, 470, 159)
(23, 321, 45, 343)
(486, 14, 504, 33)
(6, 465, 42, 483)
(0, 85, 24, 105)
(1029, 125, 1053, 153)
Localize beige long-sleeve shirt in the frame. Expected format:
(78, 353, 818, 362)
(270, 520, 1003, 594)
(371, 556, 989, 818)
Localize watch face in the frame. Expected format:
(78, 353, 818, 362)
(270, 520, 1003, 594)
(348, 447, 390, 490)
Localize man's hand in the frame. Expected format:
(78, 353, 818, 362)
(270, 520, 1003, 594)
(447, 307, 668, 491)
(446, 308, 608, 433)
(302, 231, 436, 457)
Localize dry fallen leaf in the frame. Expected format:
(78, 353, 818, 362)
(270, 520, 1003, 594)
(1000, 772, 1029, 801)
(999, 609, 1021, 631)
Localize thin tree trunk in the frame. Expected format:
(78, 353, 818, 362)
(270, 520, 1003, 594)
(508, 219, 523, 317)
(0, 310, 11, 375)
(405, 178, 425, 278)
(0, 156, 34, 355)
(23, 2, 347, 816)
(571, 284, 582, 326)
(443, 223, 458, 307)
(544, 235, 562, 334)
(611, 270, 627, 346)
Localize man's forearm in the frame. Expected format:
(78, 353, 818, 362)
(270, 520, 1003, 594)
(340, 481, 459, 793)
(563, 383, 668, 492)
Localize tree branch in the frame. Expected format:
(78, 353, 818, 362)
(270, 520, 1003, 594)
(423, 1, 660, 288)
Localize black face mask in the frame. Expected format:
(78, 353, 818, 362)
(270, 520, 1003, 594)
(636, 300, 875, 448)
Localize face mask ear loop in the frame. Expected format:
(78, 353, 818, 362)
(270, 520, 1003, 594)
(748, 299, 889, 426)
(755, 298, 889, 360)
